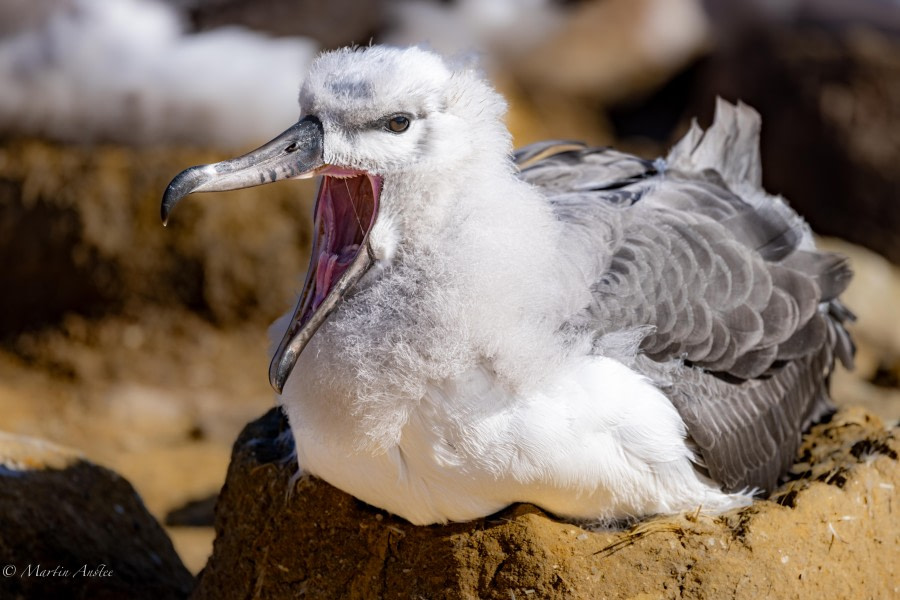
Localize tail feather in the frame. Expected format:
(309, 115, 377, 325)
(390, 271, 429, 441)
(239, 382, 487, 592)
(782, 250, 853, 302)
(667, 98, 762, 190)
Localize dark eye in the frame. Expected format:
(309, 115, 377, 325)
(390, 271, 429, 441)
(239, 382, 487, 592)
(284, 142, 299, 153)
(386, 115, 410, 133)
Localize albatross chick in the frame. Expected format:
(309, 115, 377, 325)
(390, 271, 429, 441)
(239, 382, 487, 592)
(162, 45, 854, 525)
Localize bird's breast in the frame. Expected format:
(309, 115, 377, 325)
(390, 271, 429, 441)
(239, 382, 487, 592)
(280, 356, 706, 524)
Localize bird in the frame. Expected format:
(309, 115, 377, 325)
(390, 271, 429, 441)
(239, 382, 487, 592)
(161, 45, 854, 526)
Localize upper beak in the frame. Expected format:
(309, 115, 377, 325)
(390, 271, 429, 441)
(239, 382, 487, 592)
(161, 116, 324, 224)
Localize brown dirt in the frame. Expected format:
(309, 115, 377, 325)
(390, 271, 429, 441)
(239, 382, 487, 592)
(194, 406, 898, 600)
(0, 138, 315, 332)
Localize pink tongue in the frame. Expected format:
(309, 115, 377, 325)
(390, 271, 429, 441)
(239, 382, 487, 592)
(311, 244, 361, 312)
(312, 254, 337, 311)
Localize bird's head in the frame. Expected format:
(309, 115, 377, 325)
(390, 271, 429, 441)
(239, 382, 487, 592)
(160, 45, 510, 394)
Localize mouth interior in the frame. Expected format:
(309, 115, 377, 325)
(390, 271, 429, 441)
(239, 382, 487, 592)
(302, 170, 381, 322)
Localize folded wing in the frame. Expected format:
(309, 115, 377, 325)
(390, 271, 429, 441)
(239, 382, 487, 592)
(517, 99, 854, 493)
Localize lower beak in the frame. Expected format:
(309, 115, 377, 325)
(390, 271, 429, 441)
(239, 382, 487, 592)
(269, 240, 374, 393)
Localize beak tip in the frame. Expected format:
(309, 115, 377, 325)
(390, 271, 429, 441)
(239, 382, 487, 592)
(269, 357, 288, 395)
(270, 374, 286, 395)
(161, 182, 184, 226)
(160, 204, 173, 227)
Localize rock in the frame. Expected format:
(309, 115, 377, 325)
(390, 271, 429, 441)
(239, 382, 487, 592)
(165, 494, 218, 528)
(685, 10, 900, 264)
(181, 0, 387, 49)
(0, 432, 194, 599)
(818, 238, 900, 422)
(195, 406, 898, 599)
(516, 0, 711, 105)
(0, 139, 314, 335)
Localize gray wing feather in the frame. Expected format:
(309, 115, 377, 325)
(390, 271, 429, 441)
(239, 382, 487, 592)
(662, 330, 835, 492)
(515, 100, 854, 494)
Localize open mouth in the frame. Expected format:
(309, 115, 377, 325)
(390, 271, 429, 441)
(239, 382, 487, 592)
(269, 166, 382, 392)
(261, 166, 384, 391)
(158, 114, 383, 392)
(296, 167, 382, 327)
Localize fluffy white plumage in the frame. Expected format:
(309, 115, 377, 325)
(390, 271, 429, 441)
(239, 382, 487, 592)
(270, 46, 772, 525)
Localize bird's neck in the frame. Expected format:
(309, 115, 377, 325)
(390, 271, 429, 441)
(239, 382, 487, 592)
(386, 157, 530, 248)
(384, 160, 594, 385)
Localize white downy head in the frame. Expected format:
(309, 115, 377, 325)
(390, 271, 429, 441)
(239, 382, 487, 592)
(298, 46, 514, 265)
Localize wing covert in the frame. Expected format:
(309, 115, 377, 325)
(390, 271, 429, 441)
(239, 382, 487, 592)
(514, 100, 855, 494)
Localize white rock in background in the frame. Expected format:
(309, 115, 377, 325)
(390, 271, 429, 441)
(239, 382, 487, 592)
(0, 0, 317, 148)
(0, 430, 83, 472)
(819, 237, 900, 423)
(386, 0, 566, 63)
(516, 0, 711, 102)
(820, 237, 900, 362)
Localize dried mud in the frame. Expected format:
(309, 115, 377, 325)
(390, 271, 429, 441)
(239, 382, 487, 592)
(194, 407, 898, 599)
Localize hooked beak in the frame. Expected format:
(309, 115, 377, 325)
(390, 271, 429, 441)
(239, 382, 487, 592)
(161, 116, 325, 224)
(161, 115, 381, 395)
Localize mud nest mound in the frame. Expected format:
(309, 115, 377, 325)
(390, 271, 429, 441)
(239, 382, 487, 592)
(194, 406, 898, 599)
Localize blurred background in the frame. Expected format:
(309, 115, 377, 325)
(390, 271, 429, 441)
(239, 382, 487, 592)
(1, 0, 898, 573)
